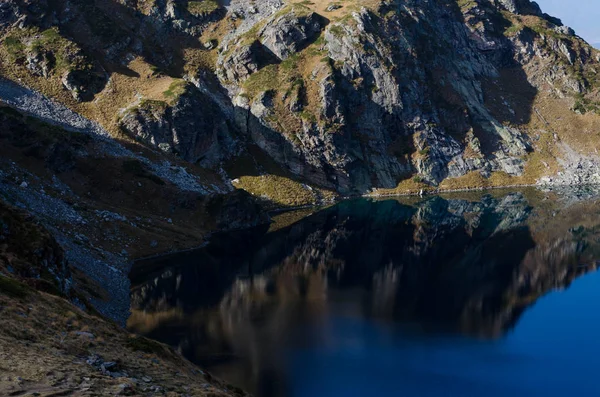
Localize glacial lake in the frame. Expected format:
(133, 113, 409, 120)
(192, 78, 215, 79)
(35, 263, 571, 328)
(129, 188, 600, 397)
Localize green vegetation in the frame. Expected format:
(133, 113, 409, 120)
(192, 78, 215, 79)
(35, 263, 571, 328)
(233, 175, 335, 208)
(0, 276, 30, 299)
(163, 79, 188, 103)
(126, 336, 167, 354)
(504, 22, 523, 37)
(138, 99, 169, 112)
(4, 35, 25, 60)
(328, 25, 345, 38)
(242, 65, 280, 97)
(187, 0, 221, 16)
(573, 94, 600, 115)
(3, 27, 91, 74)
(456, 0, 478, 10)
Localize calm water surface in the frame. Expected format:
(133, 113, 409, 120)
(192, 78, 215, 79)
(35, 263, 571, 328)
(129, 188, 600, 397)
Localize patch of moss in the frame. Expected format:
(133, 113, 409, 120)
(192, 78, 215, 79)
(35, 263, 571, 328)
(4, 35, 25, 60)
(3, 27, 92, 75)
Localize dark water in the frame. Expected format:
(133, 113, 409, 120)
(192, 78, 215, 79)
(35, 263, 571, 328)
(129, 188, 600, 397)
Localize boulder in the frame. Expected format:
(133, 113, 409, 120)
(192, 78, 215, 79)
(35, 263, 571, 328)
(61, 69, 107, 102)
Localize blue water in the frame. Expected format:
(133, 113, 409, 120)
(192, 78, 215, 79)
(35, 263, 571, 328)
(291, 272, 600, 397)
(130, 191, 600, 397)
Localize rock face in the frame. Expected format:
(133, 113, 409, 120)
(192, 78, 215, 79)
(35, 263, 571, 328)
(119, 84, 237, 167)
(61, 69, 107, 102)
(211, 0, 600, 194)
(258, 10, 326, 61)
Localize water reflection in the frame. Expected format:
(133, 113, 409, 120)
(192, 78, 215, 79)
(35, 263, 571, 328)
(129, 188, 600, 397)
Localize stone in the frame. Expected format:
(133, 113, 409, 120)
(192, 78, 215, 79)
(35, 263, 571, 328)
(203, 40, 216, 50)
(118, 85, 236, 168)
(61, 69, 107, 102)
(25, 50, 54, 78)
(258, 11, 326, 60)
(75, 331, 95, 339)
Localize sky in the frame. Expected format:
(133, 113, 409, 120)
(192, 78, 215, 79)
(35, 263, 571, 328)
(535, 0, 600, 47)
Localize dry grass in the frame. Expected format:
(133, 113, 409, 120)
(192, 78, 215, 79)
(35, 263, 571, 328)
(233, 174, 335, 208)
(289, 0, 383, 20)
(0, 283, 246, 396)
(370, 176, 432, 196)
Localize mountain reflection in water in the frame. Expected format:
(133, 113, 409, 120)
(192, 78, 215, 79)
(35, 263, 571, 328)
(128, 188, 600, 397)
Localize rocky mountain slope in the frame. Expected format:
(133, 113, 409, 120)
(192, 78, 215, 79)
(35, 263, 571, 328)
(2, 0, 599, 201)
(0, 202, 249, 396)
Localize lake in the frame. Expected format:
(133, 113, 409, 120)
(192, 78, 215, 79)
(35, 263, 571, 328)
(128, 188, 600, 397)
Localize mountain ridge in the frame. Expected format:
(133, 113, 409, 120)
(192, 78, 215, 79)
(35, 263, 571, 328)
(1, 0, 599, 202)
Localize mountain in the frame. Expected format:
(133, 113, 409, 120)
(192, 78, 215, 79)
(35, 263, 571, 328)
(0, 0, 599, 318)
(0, 0, 599, 201)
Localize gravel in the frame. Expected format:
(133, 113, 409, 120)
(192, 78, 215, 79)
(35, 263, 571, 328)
(0, 77, 110, 137)
(0, 161, 131, 324)
(538, 143, 600, 187)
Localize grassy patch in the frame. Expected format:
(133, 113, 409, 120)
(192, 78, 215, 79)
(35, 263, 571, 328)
(4, 35, 25, 60)
(187, 0, 221, 16)
(233, 175, 335, 208)
(0, 276, 30, 299)
(126, 336, 167, 354)
(504, 22, 523, 37)
(11, 27, 91, 74)
(163, 80, 188, 103)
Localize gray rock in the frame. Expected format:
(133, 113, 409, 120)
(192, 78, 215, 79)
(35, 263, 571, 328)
(25, 50, 53, 78)
(259, 10, 326, 60)
(119, 84, 237, 168)
(61, 69, 107, 102)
